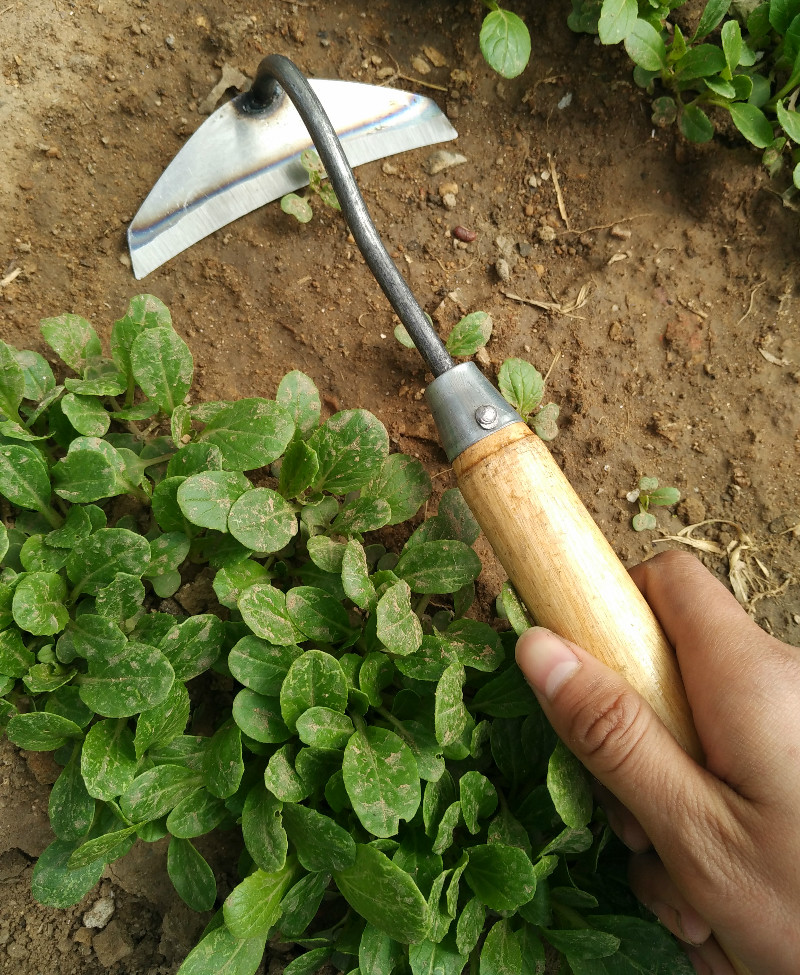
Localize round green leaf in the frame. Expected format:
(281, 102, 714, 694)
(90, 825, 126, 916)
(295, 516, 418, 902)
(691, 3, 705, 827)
(679, 104, 714, 143)
(6, 710, 83, 751)
(0, 341, 25, 420)
(376, 581, 423, 656)
(0, 627, 35, 677)
(778, 99, 800, 144)
(228, 487, 298, 553)
(242, 783, 287, 872)
(31, 838, 104, 909)
(40, 314, 101, 373)
(130, 326, 193, 414)
(173, 924, 267, 975)
(166, 788, 227, 839)
(61, 392, 110, 437)
(547, 739, 593, 828)
(308, 409, 389, 493)
(395, 539, 482, 594)
(362, 453, 431, 526)
(177, 470, 252, 531)
(238, 583, 301, 645)
(0, 444, 52, 513)
(435, 662, 469, 749)
(281, 192, 313, 222)
(276, 370, 321, 439)
(598, 0, 638, 44)
(282, 803, 356, 873)
(81, 718, 138, 800)
(223, 860, 298, 940)
(480, 919, 522, 975)
(729, 102, 775, 148)
(197, 398, 295, 471)
(333, 843, 428, 944)
(135, 681, 191, 759)
(497, 359, 543, 419)
(228, 636, 303, 697)
(67, 528, 150, 598)
(623, 19, 667, 71)
(52, 437, 131, 503)
(49, 750, 95, 841)
(445, 311, 493, 357)
(479, 8, 531, 79)
(79, 642, 174, 718)
(167, 837, 217, 912)
(158, 614, 223, 682)
(295, 707, 355, 749)
(280, 649, 348, 731)
(464, 843, 537, 911)
(285, 586, 356, 643)
(120, 764, 203, 822)
(12, 571, 68, 635)
(342, 726, 421, 838)
(278, 438, 320, 497)
(233, 688, 292, 744)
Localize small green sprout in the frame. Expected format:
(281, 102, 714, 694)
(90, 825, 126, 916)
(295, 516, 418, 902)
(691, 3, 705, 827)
(628, 475, 681, 531)
(280, 149, 341, 223)
(498, 356, 560, 441)
(394, 311, 492, 359)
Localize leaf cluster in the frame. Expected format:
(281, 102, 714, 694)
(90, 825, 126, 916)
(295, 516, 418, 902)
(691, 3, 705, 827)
(1, 297, 690, 975)
(627, 475, 681, 530)
(570, 0, 800, 191)
(280, 150, 342, 224)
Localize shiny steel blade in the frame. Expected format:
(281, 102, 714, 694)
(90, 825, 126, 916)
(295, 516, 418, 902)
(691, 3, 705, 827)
(128, 79, 457, 279)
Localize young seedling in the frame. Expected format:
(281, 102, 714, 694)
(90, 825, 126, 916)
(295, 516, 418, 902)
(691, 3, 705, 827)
(498, 356, 560, 441)
(280, 149, 341, 223)
(394, 310, 493, 359)
(628, 475, 681, 531)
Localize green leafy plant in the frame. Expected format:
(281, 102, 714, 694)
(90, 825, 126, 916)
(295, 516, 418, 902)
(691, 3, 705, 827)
(394, 311, 493, 358)
(568, 0, 800, 192)
(1, 296, 693, 975)
(395, 320, 560, 440)
(628, 475, 681, 530)
(281, 150, 341, 224)
(498, 357, 561, 441)
(479, 1, 532, 78)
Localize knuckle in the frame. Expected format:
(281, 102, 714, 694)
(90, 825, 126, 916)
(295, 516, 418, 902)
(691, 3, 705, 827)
(568, 683, 650, 776)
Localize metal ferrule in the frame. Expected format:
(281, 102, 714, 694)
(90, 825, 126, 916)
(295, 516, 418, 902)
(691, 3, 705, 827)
(425, 362, 523, 461)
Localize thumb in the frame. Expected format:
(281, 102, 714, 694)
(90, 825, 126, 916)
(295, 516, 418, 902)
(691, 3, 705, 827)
(515, 625, 707, 844)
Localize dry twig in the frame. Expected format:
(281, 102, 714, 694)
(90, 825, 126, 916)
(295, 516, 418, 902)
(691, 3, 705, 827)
(547, 153, 570, 230)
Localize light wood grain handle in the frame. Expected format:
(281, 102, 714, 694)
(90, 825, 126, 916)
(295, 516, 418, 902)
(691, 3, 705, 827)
(453, 422, 702, 757)
(454, 423, 757, 974)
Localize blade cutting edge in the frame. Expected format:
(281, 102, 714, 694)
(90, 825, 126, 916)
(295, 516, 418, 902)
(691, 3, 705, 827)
(128, 78, 457, 279)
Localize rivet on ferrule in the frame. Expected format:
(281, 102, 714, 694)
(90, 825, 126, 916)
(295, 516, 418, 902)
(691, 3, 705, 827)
(474, 404, 499, 430)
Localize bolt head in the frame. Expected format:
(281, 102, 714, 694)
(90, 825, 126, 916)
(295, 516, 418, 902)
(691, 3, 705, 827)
(475, 404, 498, 429)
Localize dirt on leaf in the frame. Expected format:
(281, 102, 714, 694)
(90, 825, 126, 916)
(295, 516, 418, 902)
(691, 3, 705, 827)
(1, 0, 799, 972)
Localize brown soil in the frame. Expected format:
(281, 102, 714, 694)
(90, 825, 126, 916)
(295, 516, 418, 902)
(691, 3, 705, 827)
(1, 1, 799, 972)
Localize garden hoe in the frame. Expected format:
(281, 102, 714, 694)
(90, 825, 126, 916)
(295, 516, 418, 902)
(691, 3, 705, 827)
(130, 55, 750, 975)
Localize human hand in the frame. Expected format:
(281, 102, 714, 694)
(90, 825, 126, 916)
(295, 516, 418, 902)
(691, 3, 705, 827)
(515, 550, 800, 975)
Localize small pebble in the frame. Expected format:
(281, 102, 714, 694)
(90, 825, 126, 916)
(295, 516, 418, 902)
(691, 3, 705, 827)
(495, 258, 511, 283)
(442, 192, 457, 210)
(424, 150, 467, 175)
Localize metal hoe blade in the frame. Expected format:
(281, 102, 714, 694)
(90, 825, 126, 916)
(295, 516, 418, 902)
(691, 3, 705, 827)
(128, 75, 457, 279)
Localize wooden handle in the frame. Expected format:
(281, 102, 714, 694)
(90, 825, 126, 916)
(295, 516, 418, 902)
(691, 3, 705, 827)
(453, 422, 701, 758)
(454, 423, 756, 974)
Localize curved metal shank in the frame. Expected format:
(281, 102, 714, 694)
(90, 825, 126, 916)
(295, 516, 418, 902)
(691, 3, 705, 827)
(255, 54, 455, 378)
